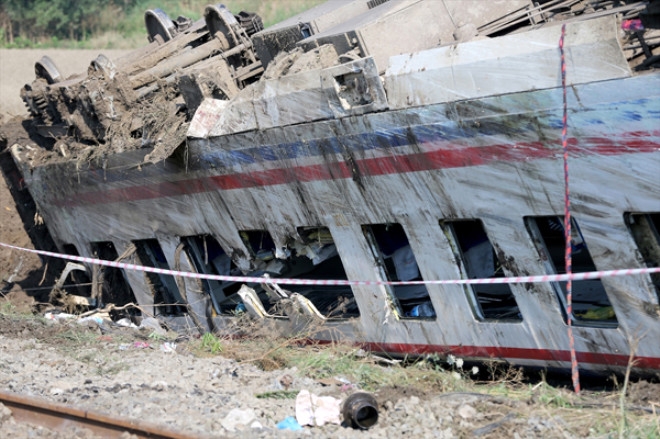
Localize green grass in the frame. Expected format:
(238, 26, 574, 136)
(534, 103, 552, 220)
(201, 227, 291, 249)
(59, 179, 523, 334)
(1, 305, 659, 438)
(199, 332, 223, 354)
(0, 301, 17, 316)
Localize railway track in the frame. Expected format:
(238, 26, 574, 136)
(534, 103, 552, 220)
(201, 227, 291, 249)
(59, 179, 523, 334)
(0, 390, 206, 438)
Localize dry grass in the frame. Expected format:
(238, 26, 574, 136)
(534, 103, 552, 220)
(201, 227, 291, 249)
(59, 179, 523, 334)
(3, 302, 659, 437)
(189, 317, 660, 438)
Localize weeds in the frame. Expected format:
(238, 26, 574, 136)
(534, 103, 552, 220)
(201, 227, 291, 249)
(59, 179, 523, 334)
(56, 327, 98, 346)
(75, 351, 97, 365)
(533, 381, 574, 408)
(0, 301, 16, 316)
(199, 333, 223, 355)
(1, 302, 657, 438)
(0, 299, 32, 318)
(148, 331, 167, 342)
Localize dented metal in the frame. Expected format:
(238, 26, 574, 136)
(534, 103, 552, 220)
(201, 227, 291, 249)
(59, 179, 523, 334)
(6, 0, 660, 375)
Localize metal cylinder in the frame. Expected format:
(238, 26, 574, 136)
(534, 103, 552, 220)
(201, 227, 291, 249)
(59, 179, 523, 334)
(130, 37, 223, 89)
(342, 392, 378, 430)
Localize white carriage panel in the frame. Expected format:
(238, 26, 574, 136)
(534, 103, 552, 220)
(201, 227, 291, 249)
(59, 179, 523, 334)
(113, 240, 156, 317)
(158, 235, 211, 332)
(325, 216, 395, 331)
(385, 15, 631, 109)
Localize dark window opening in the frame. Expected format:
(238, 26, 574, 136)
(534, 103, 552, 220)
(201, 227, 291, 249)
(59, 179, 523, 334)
(284, 226, 359, 318)
(334, 72, 373, 109)
(133, 239, 186, 316)
(236, 228, 359, 318)
(182, 234, 246, 316)
(441, 220, 522, 321)
(88, 241, 135, 308)
(626, 212, 660, 302)
(362, 223, 436, 319)
(186, 229, 359, 319)
(241, 230, 277, 262)
(236, 229, 286, 316)
(525, 216, 617, 326)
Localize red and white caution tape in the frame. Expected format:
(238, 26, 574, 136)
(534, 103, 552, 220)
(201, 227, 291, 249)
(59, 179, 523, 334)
(2, 241, 659, 287)
(560, 23, 580, 394)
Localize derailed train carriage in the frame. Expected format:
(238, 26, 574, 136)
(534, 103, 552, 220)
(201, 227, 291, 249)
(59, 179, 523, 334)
(6, 0, 660, 375)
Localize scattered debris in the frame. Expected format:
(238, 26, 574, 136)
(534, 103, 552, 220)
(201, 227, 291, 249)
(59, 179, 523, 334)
(220, 408, 257, 432)
(276, 416, 302, 431)
(159, 342, 177, 353)
(295, 389, 342, 427)
(342, 392, 379, 430)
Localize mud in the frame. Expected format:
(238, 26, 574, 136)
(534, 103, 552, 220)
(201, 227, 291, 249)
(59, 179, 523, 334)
(0, 49, 130, 304)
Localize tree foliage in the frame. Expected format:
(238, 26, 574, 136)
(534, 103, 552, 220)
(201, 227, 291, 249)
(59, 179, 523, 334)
(2, 0, 125, 44)
(0, 0, 325, 48)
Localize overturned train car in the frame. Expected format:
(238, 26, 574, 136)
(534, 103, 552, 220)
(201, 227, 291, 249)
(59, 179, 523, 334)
(9, 0, 660, 376)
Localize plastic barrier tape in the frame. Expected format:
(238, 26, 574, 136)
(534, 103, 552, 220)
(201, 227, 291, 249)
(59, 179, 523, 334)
(2, 241, 660, 287)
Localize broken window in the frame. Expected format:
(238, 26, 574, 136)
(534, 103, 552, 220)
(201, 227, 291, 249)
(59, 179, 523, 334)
(525, 216, 617, 327)
(362, 223, 436, 318)
(241, 230, 277, 265)
(181, 234, 246, 315)
(334, 71, 373, 109)
(285, 226, 359, 318)
(184, 229, 359, 318)
(625, 212, 660, 302)
(88, 241, 135, 307)
(237, 228, 359, 318)
(440, 220, 522, 321)
(133, 239, 186, 316)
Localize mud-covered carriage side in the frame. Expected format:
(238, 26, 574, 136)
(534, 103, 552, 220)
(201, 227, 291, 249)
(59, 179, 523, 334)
(3, 1, 660, 375)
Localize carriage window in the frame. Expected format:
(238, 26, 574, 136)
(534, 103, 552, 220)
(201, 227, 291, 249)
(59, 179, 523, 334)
(133, 239, 186, 316)
(88, 241, 135, 307)
(626, 212, 660, 302)
(441, 220, 522, 321)
(525, 216, 617, 327)
(232, 228, 359, 318)
(240, 230, 277, 263)
(287, 226, 359, 318)
(362, 223, 436, 319)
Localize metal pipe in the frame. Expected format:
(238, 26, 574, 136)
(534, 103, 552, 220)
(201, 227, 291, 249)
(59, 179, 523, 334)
(131, 38, 224, 89)
(342, 392, 379, 430)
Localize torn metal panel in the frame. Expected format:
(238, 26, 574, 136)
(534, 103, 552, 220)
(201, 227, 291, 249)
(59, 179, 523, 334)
(202, 56, 386, 137)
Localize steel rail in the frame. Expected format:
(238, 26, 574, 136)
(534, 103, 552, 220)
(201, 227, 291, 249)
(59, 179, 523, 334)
(0, 390, 208, 439)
